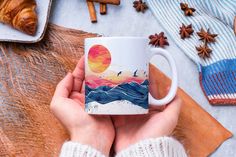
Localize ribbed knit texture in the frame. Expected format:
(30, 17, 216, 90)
(59, 137, 187, 157)
(116, 137, 187, 157)
(147, 0, 236, 105)
(60, 141, 106, 157)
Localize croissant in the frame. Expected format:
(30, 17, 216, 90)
(0, 0, 38, 35)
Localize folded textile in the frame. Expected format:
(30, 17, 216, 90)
(147, 0, 236, 105)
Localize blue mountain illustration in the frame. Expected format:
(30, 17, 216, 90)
(85, 80, 149, 109)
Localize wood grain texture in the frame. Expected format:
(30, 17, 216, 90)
(0, 24, 97, 156)
(0, 24, 232, 156)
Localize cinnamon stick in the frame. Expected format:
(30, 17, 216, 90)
(86, 1, 97, 23)
(234, 16, 236, 35)
(88, 0, 120, 5)
(100, 3, 107, 15)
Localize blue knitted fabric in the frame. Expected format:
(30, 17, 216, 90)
(147, 0, 236, 105)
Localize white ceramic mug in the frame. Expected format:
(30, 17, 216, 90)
(84, 37, 178, 115)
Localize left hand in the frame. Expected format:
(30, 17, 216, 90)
(50, 56, 115, 156)
(112, 96, 182, 153)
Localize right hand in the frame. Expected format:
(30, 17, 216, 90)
(112, 96, 182, 153)
(50, 56, 115, 156)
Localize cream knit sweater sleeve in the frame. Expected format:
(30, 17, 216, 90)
(116, 137, 187, 157)
(60, 137, 187, 157)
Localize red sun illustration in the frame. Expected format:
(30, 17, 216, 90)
(88, 45, 111, 73)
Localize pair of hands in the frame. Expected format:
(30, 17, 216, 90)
(50, 56, 182, 156)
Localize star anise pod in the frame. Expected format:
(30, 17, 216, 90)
(179, 24, 194, 39)
(196, 44, 212, 59)
(133, 0, 148, 13)
(197, 28, 218, 43)
(180, 3, 188, 10)
(180, 3, 196, 16)
(149, 32, 169, 48)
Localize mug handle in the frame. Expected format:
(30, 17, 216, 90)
(148, 48, 178, 106)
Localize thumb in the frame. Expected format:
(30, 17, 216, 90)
(54, 72, 74, 98)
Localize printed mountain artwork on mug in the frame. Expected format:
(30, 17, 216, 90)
(85, 44, 149, 114)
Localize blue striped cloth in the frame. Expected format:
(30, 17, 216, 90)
(147, 0, 236, 105)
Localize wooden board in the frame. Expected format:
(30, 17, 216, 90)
(0, 24, 232, 156)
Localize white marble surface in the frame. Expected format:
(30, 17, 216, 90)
(49, 0, 236, 156)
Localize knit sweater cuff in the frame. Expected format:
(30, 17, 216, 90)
(60, 141, 106, 157)
(116, 137, 187, 157)
(199, 59, 236, 105)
